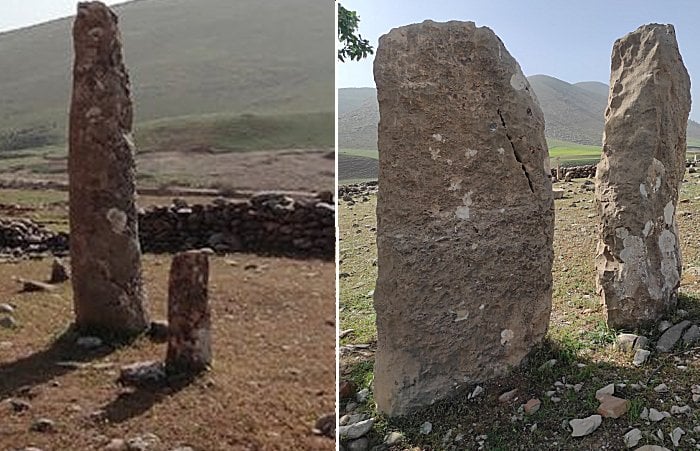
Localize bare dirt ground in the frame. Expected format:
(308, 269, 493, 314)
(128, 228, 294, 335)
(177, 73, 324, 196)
(0, 255, 335, 451)
(0, 186, 336, 450)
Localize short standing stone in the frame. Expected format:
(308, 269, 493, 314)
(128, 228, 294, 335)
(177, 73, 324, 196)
(69, 2, 148, 337)
(372, 20, 553, 417)
(49, 258, 69, 283)
(595, 24, 691, 328)
(165, 251, 211, 375)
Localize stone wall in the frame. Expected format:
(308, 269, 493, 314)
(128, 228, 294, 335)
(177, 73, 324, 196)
(0, 192, 334, 260)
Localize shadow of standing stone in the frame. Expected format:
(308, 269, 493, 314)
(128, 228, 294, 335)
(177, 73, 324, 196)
(165, 251, 211, 375)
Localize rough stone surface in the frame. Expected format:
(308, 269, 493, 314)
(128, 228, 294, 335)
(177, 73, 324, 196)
(524, 398, 541, 414)
(597, 395, 630, 418)
(338, 418, 374, 440)
(682, 324, 700, 345)
(372, 20, 554, 417)
(624, 428, 642, 448)
(595, 24, 691, 328)
(69, 2, 148, 336)
(49, 258, 70, 284)
(656, 320, 691, 352)
(570, 414, 602, 437)
(165, 251, 211, 374)
(633, 349, 651, 366)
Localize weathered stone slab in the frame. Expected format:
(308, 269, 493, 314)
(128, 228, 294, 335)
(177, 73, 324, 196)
(165, 251, 211, 374)
(595, 24, 691, 328)
(373, 20, 554, 416)
(69, 2, 148, 336)
(656, 320, 690, 352)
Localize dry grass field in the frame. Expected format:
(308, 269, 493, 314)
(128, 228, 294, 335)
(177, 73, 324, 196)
(339, 171, 700, 450)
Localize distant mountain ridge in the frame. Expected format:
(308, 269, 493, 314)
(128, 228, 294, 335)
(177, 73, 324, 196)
(339, 75, 700, 150)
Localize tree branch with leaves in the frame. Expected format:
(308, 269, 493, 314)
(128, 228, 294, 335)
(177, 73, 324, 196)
(338, 4, 373, 62)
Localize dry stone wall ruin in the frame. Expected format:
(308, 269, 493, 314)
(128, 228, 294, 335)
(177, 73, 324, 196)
(372, 20, 554, 416)
(595, 24, 691, 329)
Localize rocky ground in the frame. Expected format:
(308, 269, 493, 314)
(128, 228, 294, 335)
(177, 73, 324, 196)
(339, 171, 700, 450)
(0, 191, 335, 450)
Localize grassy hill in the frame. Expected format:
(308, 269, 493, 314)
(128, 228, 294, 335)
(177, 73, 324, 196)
(0, 0, 334, 156)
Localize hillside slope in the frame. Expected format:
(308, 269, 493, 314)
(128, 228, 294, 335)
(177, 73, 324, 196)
(339, 75, 700, 150)
(0, 0, 334, 151)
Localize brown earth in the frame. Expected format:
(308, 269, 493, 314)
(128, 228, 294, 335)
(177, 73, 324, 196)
(0, 254, 335, 450)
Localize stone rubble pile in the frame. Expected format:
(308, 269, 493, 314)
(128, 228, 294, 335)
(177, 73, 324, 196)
(0, 218, 68, 255)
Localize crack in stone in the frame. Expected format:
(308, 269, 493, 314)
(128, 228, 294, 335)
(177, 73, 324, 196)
(498, 109, 534, 193)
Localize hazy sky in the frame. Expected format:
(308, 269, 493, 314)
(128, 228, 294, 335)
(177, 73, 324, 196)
(0, 0, 130, 32)
(339, 0, 700, 120)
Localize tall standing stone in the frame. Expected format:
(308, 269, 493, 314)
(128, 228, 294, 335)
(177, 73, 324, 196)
(595, 24, 691, 329)
(166, 251, 211, 375)
(69, 2, 148, 337)
(373, 21, 554, 416)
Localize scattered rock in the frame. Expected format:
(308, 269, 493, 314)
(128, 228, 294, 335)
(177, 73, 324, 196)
(595, 384, 615, 400)
(356, 388, 370, 403)
(539, 359, 557, 371)
(659, 321, 673, 333)
(524, 399, 541, 414)
(498, 389, 518, 403)
(0, 303, 14, 314)
(9, 398, 31, 412)
(49, 258, 70, 283)
(616, 333, 639, 352)
(633, 336, 649, 350)
(30, 418, 55, 433)
(19, 278, 56, 292)
(670, 427, 685, 447)
(468, 385, 484, 399)
(633, 349, 651, 366)
(384, 431, 404, 445)
(340, 380, 357, 400)
(570, 414, 602, 437)
(104, 439, 127, 451)
(634, 446, 671, 451)
(597, 395, 630, 418)
(117, 361, 165, 387)
(671, 405, 691, 415)
(683, 325, 700, 345)
(648, 408, 670, 422)
(346, 437, 369, 451)
(338, 418, 374, 440)
(654, 383, 669, 393)
(76, 336, 103, 349)
(419, 421, 432, 435)
(0, 316, 18, 329)
(147, 320, 169, 342)
(624, 428, 642, 448)
(312, 412, 335, 438)
(656, 321, 691, 352)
